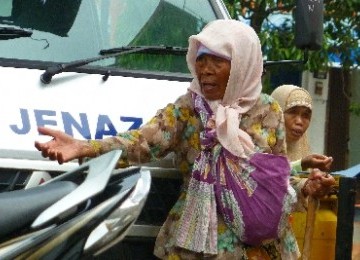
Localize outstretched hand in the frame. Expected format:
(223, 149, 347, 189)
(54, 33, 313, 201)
(301, 154, 333, 172)
(34, 126, 90, 164)
(302, 169, 336, 198)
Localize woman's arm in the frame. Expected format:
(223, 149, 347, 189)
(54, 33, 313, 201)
(90, 102, 193, 166)
(35, 95, 194, 166)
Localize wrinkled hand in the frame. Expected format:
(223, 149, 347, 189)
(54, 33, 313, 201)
(34, 126, 89, 164)
(302, 169, 336, 198)
(301, 154, 333, 171)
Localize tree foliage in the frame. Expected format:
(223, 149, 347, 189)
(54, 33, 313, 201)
(223, 0, 360, 72)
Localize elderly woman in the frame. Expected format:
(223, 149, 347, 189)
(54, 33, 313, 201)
(271, 84, 336, 259)
(271, 85, 334, 193)
(271, 84, 333, 172)
(35, 20, 334, 259)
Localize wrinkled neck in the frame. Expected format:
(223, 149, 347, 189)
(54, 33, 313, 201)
(286, 135, 311, 162)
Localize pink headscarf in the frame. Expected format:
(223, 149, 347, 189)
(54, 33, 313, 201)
(187, 19, 263, 158)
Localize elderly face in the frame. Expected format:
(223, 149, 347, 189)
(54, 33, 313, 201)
(284, 106, 312, 142)
(195, 53, 231, 100)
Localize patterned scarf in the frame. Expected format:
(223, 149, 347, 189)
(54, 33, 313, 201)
(175, 93, 297, 254)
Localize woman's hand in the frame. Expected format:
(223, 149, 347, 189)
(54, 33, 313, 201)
(34, 126, 92, 164)
(301, 169, 336, 198)
(301, 154, 333, 171)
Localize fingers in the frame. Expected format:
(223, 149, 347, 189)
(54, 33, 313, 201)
(42, 148, 64, 164)
(50, 151, 64, 165)
(325, 157, 333, 171)
(321, 174, 336, 187)
(58, 154, 65, 165)
(302, 154, 334, 171)
(35, 127, 56, 151)
(34, 141, 44, 151)
(37, 126, 58, 137)
(35, 140, 64, 164)
(313, 156, 333, 171)
(311, 154, 328, 159)
(307, 179, 326, 198)
(308, 168, 323, 180)
(325, 156, 333, 162)
(305, 171, 336, 198)
(35, 127, 71, 165)
(35, 141, 52, 158)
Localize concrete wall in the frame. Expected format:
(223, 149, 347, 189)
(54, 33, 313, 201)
(302, 68, 360, 168)
(302, 70, 330, 155)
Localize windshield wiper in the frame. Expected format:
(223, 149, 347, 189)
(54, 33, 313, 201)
(0, 26, 32, 40)
(100, 45, 188, 56)
(40, 45, 187, 84)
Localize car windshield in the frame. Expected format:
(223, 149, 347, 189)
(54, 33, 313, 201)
(0, 0, 219, 73)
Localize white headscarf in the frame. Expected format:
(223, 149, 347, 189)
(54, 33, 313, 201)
(271, 84, 313, 161)
(187, 19, 263, 158)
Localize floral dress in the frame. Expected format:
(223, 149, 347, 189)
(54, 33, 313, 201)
(95, 92, 303, 259)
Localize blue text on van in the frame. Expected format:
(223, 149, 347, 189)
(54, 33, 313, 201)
(10, 109, 143, 139)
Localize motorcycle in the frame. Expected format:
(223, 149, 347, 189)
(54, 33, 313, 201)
(0, 150, 151, 259)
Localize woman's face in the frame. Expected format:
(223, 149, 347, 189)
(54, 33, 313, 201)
(195, 54, 231, 100)
(284, 106, 312, 142)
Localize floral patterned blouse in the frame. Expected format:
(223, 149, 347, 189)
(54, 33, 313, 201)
(94, 91, 304, 259)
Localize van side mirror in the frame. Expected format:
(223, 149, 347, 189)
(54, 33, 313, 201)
(294, 0, 324, 50)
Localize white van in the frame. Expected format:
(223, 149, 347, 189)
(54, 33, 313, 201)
(0, 0, 230, 189)
(0, 2, 230, 256)
(1, 2, 352, 259)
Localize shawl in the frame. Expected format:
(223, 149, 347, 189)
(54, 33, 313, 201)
(187, 19, 263, 159)
(175, 93, 296, 255)
(271, 85, 312, 161)
(174, 20, 297, 256)
(174, 20, 296, 254)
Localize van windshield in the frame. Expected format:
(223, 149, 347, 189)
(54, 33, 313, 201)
(0, 0, 220, 73)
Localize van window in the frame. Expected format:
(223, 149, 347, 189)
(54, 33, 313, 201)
(0, 0, 218, 73)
